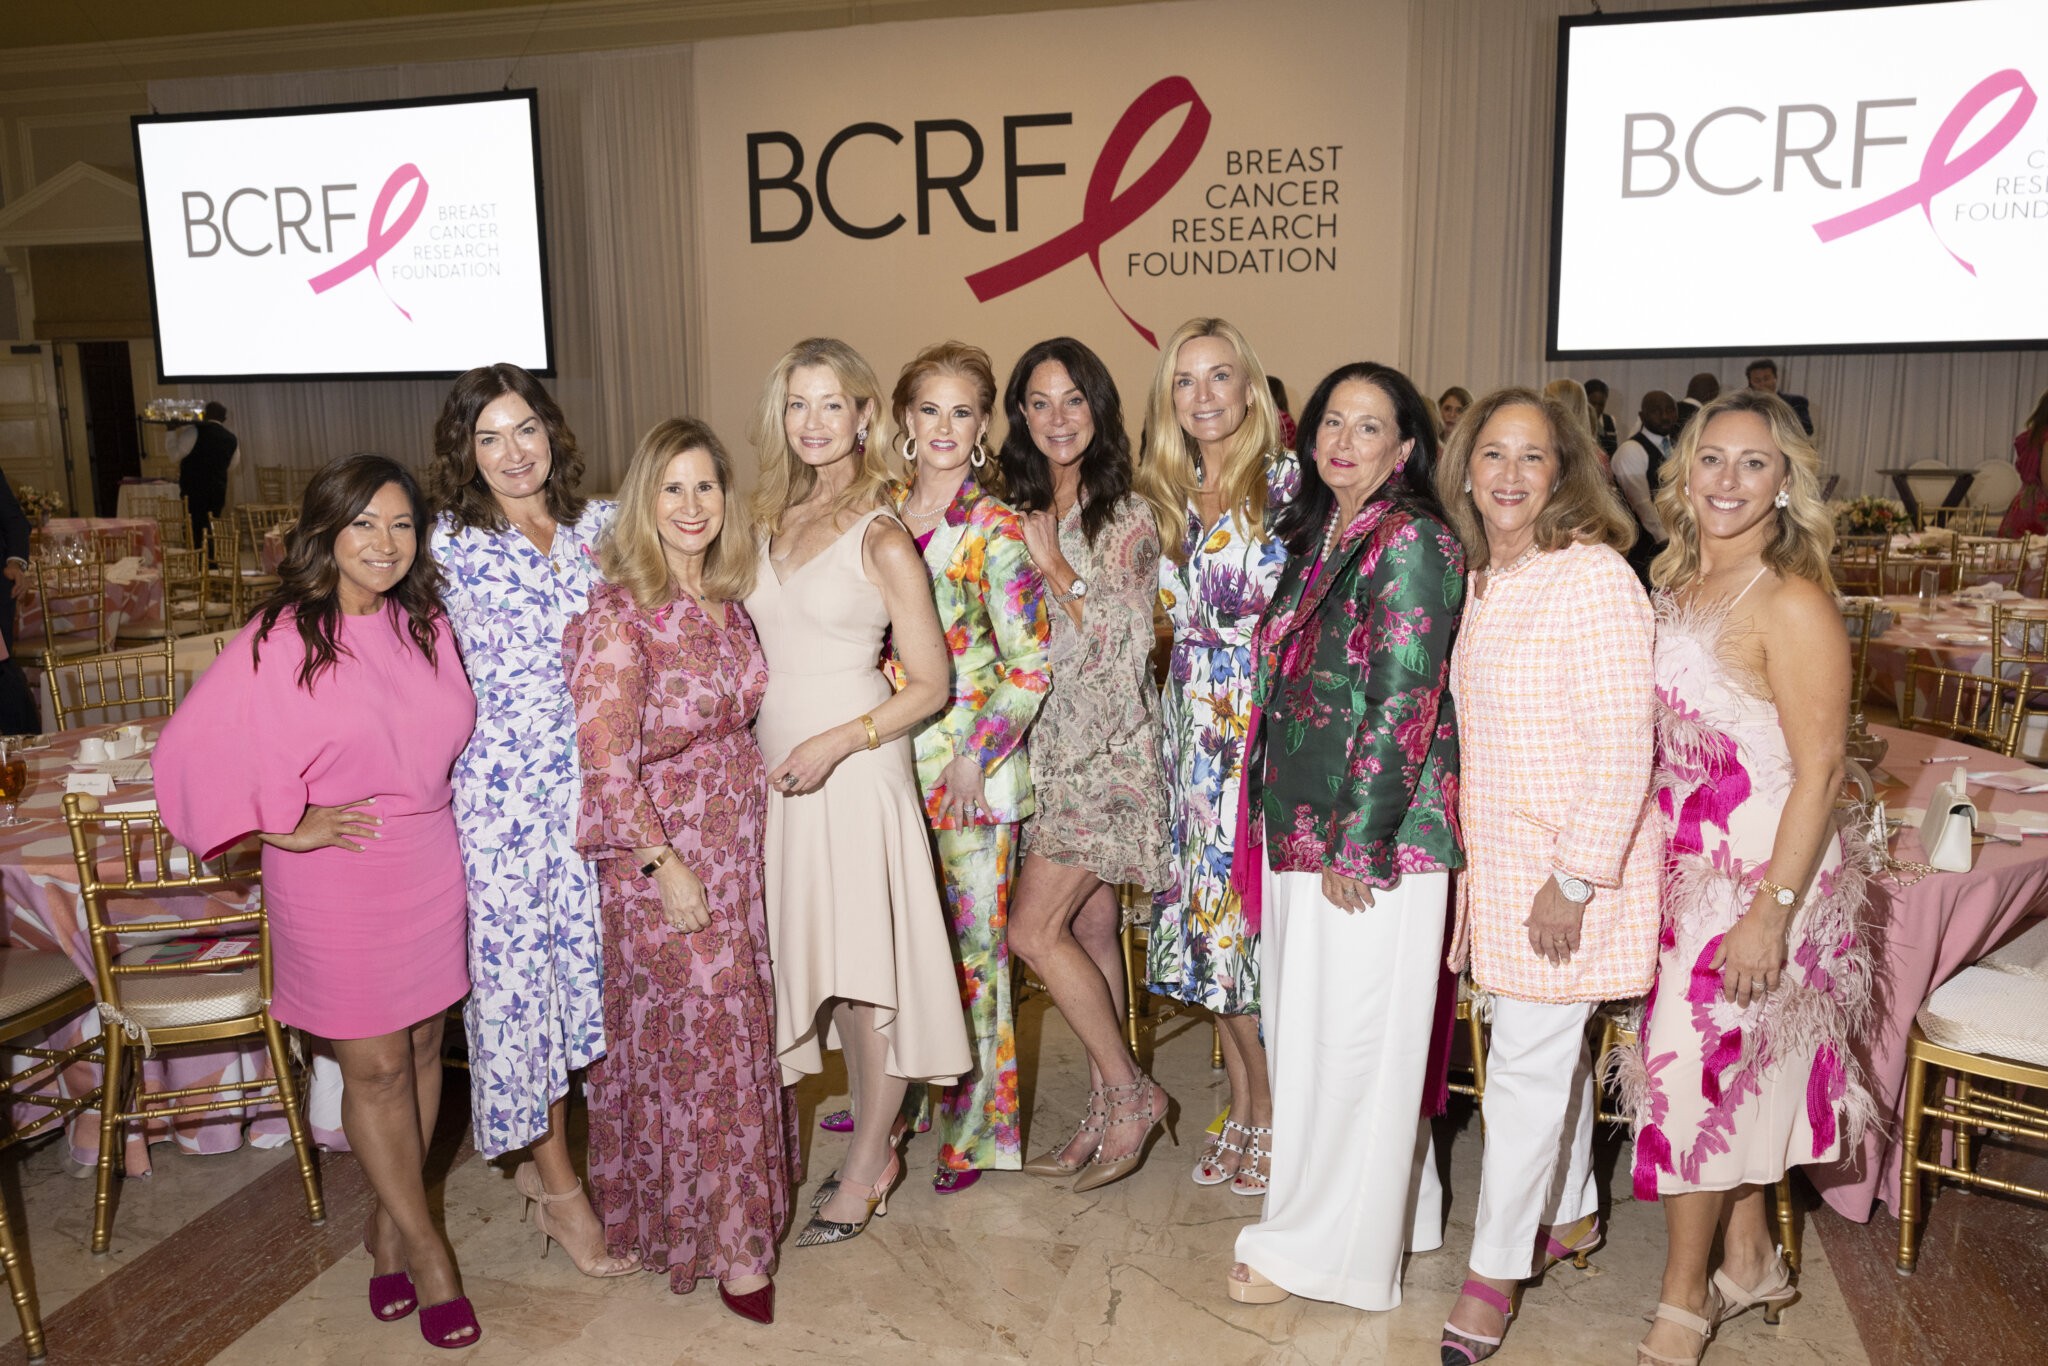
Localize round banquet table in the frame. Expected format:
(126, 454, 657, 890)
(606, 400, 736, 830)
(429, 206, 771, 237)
(1860, 595, 2001, 710)
(1809, 722, 2048, 1221)
(17, 517, 167, 650)
(0, 718, 291, 1173)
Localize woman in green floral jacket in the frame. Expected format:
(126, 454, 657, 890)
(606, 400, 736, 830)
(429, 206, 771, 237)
(1226, 361, 1466, 1315)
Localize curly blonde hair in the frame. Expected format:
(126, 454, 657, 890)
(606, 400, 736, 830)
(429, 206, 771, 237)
(1650, 390, 1835, 593)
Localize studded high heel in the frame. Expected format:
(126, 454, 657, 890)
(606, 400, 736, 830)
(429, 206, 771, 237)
(1193, 1118, 1249, 1186)
(1021, 1086, 1109, 1179)
(1071, 1073, 1176, 1195)
(1229, 1125, 1272, 1197)
(795, 1151, 901, 1247)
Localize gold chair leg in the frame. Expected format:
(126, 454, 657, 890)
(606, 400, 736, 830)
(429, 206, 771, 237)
(1954, 1075, 1974, 1177)
(0, 1180, 45, 1363)
(1466, 1006, 1489, 1106)
(1774, 1174, 1799, 1274)
(1210, 1018, 1223, 1071)
(90, 1028, 126, 1256)
(260, 1016, 325, 1225)
(1896, 1048, 1931, 1275)
(1119, 919, 1140, 1060)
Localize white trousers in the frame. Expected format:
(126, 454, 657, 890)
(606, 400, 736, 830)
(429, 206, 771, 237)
(1469, 996, 1600, 1280)
(1235, 864, 1446, 1312)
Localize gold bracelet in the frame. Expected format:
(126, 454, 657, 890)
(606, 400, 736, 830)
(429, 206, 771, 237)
(861, 714, 880, 750)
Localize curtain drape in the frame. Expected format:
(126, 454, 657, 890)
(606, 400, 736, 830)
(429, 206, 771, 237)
(1401, 0, 2048, 497)
(149, 45, 701, 497)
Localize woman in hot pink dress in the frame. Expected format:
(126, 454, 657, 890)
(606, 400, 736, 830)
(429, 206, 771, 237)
(566, 418, 793, 1324)
(155, 454, 481, 1351)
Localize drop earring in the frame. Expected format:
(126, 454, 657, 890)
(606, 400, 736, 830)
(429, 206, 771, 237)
(1774, 488, 1790, 509)
(856, 427, 868, 457)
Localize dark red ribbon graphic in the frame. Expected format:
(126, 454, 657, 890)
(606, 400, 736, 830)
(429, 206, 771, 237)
(966, 76, 1210, 347)
(1812, 68, 2036, 276)
(308, 163, 428, 319)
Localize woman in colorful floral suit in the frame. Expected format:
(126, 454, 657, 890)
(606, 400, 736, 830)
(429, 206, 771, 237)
(884, 342, 1052, 1192)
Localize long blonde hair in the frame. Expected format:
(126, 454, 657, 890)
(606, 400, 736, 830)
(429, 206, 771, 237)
(749, 337, 892, 535)
(1541, 378, 1594, 441)
(1650, 390, 1835, 593)
(1141, 317, 1282, 562)
(1435, 387, 1634, 569)
(600, 418, 756, 607)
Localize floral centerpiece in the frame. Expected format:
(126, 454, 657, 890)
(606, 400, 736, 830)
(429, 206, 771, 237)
(1836, 495, 1908, 537)
(15, 485, 63, 528)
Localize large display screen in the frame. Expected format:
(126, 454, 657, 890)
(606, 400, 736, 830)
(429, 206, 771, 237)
(1550, 0, 2048, 358)
(134, 90, 552, 382)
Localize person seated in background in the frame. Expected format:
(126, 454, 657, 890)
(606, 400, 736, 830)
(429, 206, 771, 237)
(1615, 390, 1681, 587)
(1585, 378, 1619, 459)
(1745, 359, 1813, 435)
(1674, 374, 1719, 430)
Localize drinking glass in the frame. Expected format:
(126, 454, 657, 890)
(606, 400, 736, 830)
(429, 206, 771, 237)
(1918, 568, 1941, 617)
(0, 749, 26, 826)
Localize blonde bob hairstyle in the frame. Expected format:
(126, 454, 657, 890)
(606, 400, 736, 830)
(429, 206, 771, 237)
(749, 337, 892, 535)
(600, 417, 755, 609)
(1650, 389, 1835, 593)
(1140, 317, 1284, 563)
(1434, 386, 1636, 569)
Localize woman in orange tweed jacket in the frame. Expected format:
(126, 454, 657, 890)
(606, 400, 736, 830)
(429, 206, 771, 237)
(1434, 387, 1664, 1366)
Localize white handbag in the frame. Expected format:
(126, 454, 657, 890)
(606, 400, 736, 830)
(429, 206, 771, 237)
(1918, 779, 1978, 872)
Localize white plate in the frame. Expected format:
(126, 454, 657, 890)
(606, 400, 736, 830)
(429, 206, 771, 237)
(1936, 632, 1991, 645)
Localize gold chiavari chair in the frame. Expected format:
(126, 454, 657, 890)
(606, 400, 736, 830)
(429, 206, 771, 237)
(1840, 598, 1878, 709)
(230, 504, 297, 624)
(1446, 981, 1489, 1109)
(87, 524, 151, 568)
(1831, 536, 1888, 596)
(1595, 1014, 1801, 1271)
(162, 544, 211, 637)
(0, 949, 105, 1361)
(1991, 601, 2048, 677)
(30, 553, 108, 659)
(1954, 536, 2027, 590)
(1900, 652, 2031, 756)
(1895, 919, 2048, 1273)
(63, 794, 324, 1254)
(1916, 505, 1995, 535)
(252, 464, 290, 504)
(40, 638, 177, 731)
(1116, 893, 1222, 1068)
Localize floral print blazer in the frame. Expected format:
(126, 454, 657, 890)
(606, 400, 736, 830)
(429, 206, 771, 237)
(1247, 498, 1466, 887)
(885, 476, 1052, 829)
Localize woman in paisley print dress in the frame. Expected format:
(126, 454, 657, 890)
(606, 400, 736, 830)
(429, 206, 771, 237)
(1142, 318, 1297, 1197)
(426, 363, 632, 1277)
(1002, 336, 1178, 1194)
(885, 342, 1052, 1192)
(1620, 391, 1870, 1366)
(566, 418, 792, 1323)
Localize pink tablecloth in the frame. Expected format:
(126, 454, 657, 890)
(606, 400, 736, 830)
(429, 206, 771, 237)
(1860, 596, 1998, 709)
(1808, 723, 2048, 1221)
(0, 719, 289, 1172)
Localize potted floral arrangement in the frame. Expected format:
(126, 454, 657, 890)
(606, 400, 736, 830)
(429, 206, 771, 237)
(1836, 495, 1908, 537)
(15, 485, 63, 528)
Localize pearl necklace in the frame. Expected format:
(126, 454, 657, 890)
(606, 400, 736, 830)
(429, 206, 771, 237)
(1318, 511, 1341, 564)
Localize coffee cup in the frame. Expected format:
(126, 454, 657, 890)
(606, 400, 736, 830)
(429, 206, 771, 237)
(76, 737, 109, 763)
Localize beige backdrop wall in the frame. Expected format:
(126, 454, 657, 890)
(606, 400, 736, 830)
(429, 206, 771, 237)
(691, 0, 1408, 468)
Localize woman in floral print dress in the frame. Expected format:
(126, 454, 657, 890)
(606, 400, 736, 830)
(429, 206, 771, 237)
(566, 418, 791, 1323)
(1142, 318, 1297, 1197)
(884, 342, 1051, 1192)
(427, 363, 631, 1277)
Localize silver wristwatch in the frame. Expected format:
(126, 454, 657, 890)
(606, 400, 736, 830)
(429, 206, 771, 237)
(1054, 575, 1089, 604)
(1553, 870, 1593, 904)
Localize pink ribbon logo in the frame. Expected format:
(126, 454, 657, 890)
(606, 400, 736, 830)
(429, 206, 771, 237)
(1812, 69, 2036, 276)
(966, 76, 1210, 348)
(307, 163, 428, 319)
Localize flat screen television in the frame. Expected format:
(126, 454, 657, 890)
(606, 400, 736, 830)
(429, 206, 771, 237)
(1549, 0, 2048, 358)
(133, 89, 552, 382)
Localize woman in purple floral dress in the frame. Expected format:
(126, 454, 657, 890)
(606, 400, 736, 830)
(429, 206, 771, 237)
(566, 418, 792, 1324)
(1227, 361, 1464, 1313)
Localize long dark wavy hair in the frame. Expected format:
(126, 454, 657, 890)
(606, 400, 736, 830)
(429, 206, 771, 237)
(253, 453, 446, 690)
(1273, 361, 1449, 556)
(996, 337, 1136, 548)
(426, 363, 589, 533)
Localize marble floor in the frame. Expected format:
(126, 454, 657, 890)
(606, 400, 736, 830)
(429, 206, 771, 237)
(0, 994, 1909, 1365)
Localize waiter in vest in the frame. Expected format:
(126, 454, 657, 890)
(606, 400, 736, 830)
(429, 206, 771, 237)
(1614, 390, 1680, 588)
(176, 401, 238, 554)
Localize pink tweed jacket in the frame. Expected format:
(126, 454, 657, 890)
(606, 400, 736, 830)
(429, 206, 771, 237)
(1447, 538, 1663, 1003)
